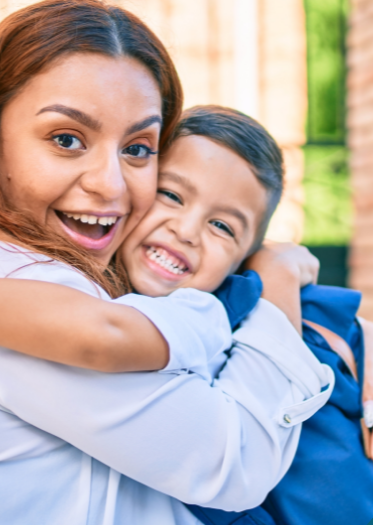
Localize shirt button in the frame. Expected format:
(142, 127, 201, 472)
(283, 414, 292, 424)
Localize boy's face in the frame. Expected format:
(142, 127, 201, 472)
(121, 135, 268, 296)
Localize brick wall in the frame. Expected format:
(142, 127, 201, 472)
(258, 0, 307, 243)
(348, 0, 373, 319)
(114, 0, 238, 110)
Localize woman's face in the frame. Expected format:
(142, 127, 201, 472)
(0, 53, 162, 265)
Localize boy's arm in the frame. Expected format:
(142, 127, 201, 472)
(246, 241, 320, 334)
(0, 279, 169, 372)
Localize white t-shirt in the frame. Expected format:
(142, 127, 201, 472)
(0, 242, 333, 525)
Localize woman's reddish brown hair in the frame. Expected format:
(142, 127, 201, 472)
(0, 0, 183, 297)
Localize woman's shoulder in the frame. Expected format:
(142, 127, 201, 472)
(0, 241, 51, 274)
(0, 241, 109, 299)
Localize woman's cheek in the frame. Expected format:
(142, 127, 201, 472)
(129, 167, 158, 217)
(120, 176, 157, 240)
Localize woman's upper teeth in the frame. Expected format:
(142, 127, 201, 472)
(63, 213, 118, 226)
(146, 246, 188, 275)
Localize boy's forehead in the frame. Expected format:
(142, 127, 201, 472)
(159, 135, 267, 220)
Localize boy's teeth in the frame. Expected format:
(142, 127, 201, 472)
(146, 246, 187, 275)
(63, 213, 118, 226)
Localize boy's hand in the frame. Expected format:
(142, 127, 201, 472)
(244, 242, 320, 334)
(246, 241, 320, 288)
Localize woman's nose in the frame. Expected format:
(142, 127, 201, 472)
(80, 149, 126, 203)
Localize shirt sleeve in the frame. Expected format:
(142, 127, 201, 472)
(0, 250, 328, 511)
(114, 288, 232, 382)
(4, 246, 232, 382)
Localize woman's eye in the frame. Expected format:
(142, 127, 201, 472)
(211, 220, 234, 237)
(52, 134, 83, 150)
(158, 189, 182, 204)
(124, 144, 157, 159)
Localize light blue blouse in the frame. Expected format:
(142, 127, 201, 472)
(0, 243, 332, 524)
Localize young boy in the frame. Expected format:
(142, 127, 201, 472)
(124, 105, 371, 525)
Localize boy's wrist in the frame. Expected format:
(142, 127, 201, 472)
(245, 241, 319, 289)
(247, 255, 303, 334)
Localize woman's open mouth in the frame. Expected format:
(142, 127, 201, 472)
(55, 210, 121, 251)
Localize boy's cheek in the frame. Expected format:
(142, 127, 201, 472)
(195, 251, 245, 292)
(189, 263, 232, 293)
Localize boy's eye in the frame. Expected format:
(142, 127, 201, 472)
(123, 144, 157, 159)
(158, 189, 182, 204)
(210, 220, 235, 237)
(52, 134, 83, 150)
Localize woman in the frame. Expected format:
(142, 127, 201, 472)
(0, 1, 321, 524)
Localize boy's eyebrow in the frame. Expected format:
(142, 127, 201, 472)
(214, 206, 249, 231)
(160, 171, 249, 230)
(159, 171, 197, 194)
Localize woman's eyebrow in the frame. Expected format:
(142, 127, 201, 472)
(36, 104, 101, 131)
(36, 106, 162, 135)
(126, 115, 163, 135)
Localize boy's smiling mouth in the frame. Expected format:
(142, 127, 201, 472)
(143, 244, 190, 278)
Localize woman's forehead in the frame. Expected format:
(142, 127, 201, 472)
(3, 53, 162, 131)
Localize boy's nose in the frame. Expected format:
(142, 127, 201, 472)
(80, 149, 126, 203)
(170, 215, 201, 246)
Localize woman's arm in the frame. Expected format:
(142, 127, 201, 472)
(0, 241, 318, 370)
(246, 241, 320, 334)
(0, 279, 169, 372)
(0, 278, 230, 377)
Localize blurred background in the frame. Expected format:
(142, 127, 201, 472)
(1, 0, 372, 318)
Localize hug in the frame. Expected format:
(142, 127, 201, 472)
(0, 1, 371, 524)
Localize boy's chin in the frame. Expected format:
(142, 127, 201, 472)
(132, 277, 180, 297)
